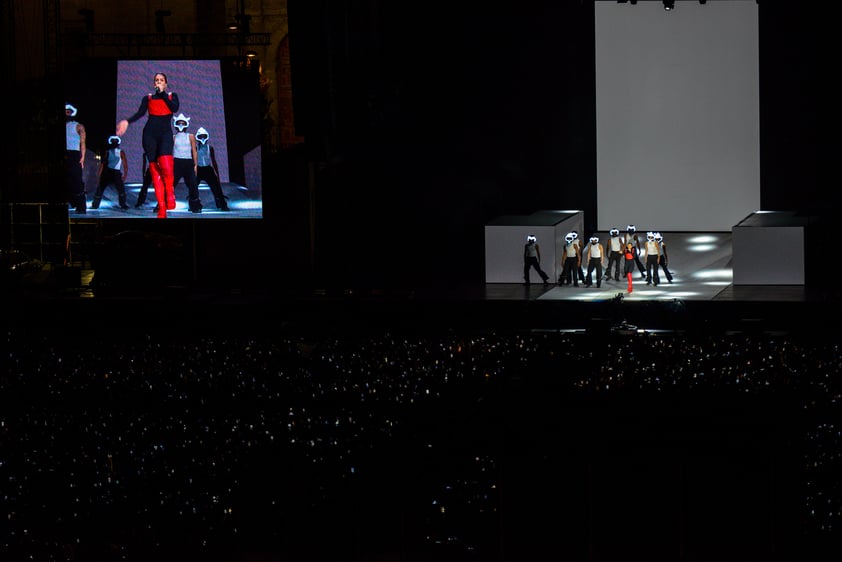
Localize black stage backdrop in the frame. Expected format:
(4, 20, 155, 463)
(7, 1, 840, 289)
(286, 0, 841, 289)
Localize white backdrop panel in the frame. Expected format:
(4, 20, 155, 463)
(595, 1, 760, 232)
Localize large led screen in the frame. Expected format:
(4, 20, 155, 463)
(64, 59, 263, 219)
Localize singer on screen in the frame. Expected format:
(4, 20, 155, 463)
(116, 72, 180, 219)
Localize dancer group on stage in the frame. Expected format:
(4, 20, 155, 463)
(66, 71, 229, 218)
(558, 225, 674, 293)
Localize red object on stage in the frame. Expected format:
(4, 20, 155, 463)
(158, 155, 176, 210)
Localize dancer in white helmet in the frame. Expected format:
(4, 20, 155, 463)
(195, 127, 230, 211)
(583, 235, 605, 288)
(523, 235, 550, 286)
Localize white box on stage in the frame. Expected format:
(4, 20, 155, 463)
(732, 211, 813, 285)
(485, 210, 583, 283)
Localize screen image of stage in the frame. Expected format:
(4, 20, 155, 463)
(65, 58, 263, 219)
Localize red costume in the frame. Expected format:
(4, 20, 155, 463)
(125, 89, 180, 218)
(623, 246, 637, 293)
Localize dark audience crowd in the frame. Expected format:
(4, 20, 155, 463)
(3, 325, 840, 561)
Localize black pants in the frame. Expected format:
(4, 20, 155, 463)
(135, 169, 153, 206)
(66, 150, 86, 212)
(524, 257, 549, 284)
(633, 251, 646, 276)
(646, 255, 660, 285)
(585, 258, 603, 287)
(197, 166, 229, 209)
(605, 251, 622, 280)
(560, 257, 579, 286)
(173, 158, 202, 212)
(658, 255, 673, 282)
(92, 169, 128, 209)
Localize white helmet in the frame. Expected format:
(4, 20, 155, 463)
(646, 231, 655, 240)
(626, 225, 636, 233)
(107, 135, 121, 146)
(590, 236, 599, 244)
(654, 232, 663, 242)
(526, 235, 537, 243)
(173, 113, 191, 132)
(196, 127, 210, 144)
(565, 233, 574, 244)
(609, 228, 619, 236)
(65, 103, 78, 117)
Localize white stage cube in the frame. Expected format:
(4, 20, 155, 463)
(485, 210, 584, 283)
(732, 211, 813, 285)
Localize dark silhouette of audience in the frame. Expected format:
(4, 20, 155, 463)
(4, 327, 840, 561)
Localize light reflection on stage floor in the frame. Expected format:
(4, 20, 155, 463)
(72, 182, 263, 219)
(539, 232, 734, 302)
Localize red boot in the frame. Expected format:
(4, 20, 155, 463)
(149, 161, 167, 219)
(158, 155, 176, 210)
(627, 272, 633, 293)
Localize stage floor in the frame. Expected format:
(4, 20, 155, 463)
(481, 231, 822, 304)
(71, 181, 263, 219)
(462, 231, 836, 331)
(5, 230, 840, 335)
(539, 232, 733, 302)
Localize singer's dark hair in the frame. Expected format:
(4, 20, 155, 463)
(155, 72, 168, 84)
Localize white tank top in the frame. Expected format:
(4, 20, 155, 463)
(525, 243, 539, 258)
(105, 147, 122, 171)
(197, 143, 212, 167)
(66, 122, 80, 151)
(588, 244, 602, 259)
(173, 132, 192, 159)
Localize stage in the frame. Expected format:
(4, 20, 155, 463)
(71, 181, 263, 219)
(537, 232, 733, 302)
(3, 227, 838, 337)
(529, 231, 816, 304)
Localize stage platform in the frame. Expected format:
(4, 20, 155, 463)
(68, 182, 263, 219)
(538, 232, 733, 302)
(732, 210, 816, 285)
(4, 228, 841, 338)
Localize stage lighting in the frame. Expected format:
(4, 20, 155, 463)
(664, 0, 675, 10)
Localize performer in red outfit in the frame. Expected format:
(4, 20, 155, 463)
(623, 242, 637, 293)
(116, 72, 179, 218)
